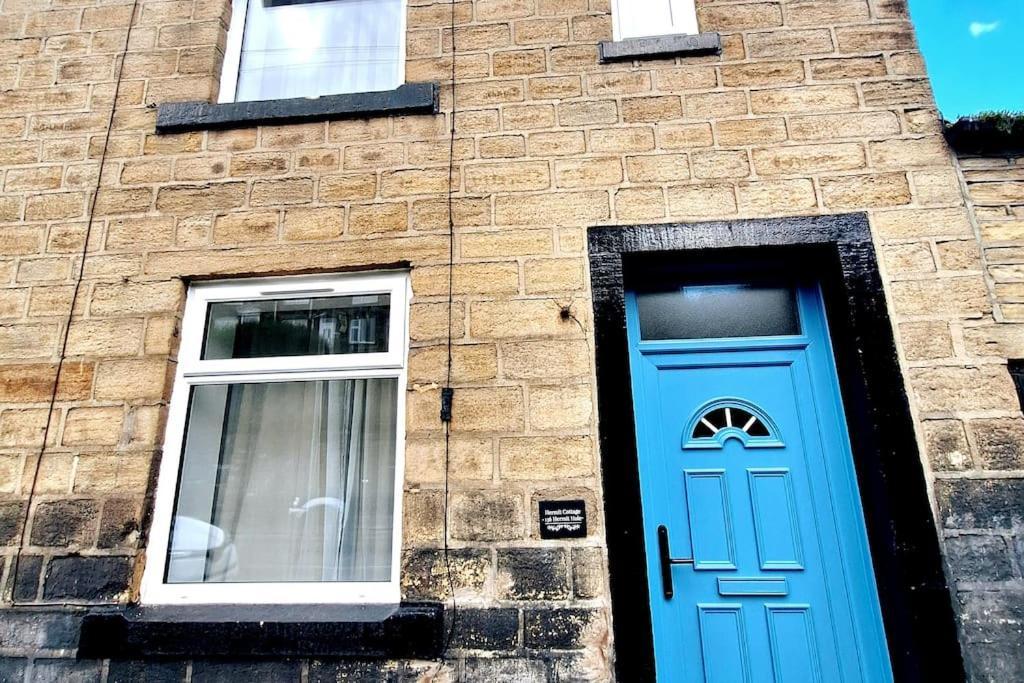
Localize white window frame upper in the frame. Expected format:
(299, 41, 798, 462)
(611, 0, 700, 41)
(218, 0, 409, 104)
(140, 271, 410, 606)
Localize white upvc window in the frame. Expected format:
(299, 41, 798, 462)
(219, 0, 407, 103)
(612, 0, 699, 41)
(141, 272, 409, 606)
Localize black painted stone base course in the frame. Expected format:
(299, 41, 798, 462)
(77, 603, 444, 659)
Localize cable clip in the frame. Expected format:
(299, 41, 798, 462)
(440, 387, 454, 423)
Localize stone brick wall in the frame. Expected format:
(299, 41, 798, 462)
(934, 151, 1024, 682)
(0, 0, 1020, 679)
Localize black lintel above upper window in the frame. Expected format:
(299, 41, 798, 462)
(155, 82, 439, 135)
(598, 32, 722, 63)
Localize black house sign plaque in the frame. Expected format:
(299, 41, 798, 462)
(539, 500, 587, 539)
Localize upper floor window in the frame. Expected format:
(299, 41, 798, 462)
(220, 0, 407, 103)
(612, 0, 699, 41)
(141, 272, 409, 606)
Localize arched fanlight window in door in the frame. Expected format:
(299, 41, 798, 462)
(682, 398, 784, 450)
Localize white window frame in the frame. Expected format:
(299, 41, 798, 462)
(218, 0, 409, 104)
(611, 0, 700, 41)
(141, 271, 410, 606)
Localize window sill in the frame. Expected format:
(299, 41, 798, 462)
(598, 32, 721, 63)
(155, 82, 439, 135)
(77, 602, 444, 659)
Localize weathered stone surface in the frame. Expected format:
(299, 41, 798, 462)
(524, 608, 597, 650)
(107, 660, 188, 683)
(402, 548, 491, 600)
(922, 420, 972, 471)
(190, 661, 302, 683)
(969, 419, 1024, 470)
(451, 490, 525, 541)
(43, 555, 131, 601)
(910, 366, 1016, 413)
(936, 479, 1024, 529)
(462, 658, 547, 683)
(497, 548, 571, 600)
(451, 608, 520, 651)
(945, 535, 1015, 582)
(29, 499, 99, 547)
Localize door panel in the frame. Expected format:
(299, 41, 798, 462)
(625, 283, 892, 683)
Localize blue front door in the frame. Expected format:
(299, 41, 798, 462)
(625, 282, 892, 682)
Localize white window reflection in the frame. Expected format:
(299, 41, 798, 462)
(223, 0, 405, 103)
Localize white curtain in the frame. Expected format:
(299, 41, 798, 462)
(235, 0, 404, 102)
(167, 378, 398, 584)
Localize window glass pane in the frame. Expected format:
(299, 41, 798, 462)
(235, 0, 403, 102)
(202, 294, 390, 359)
(636, 284, 799, 340)
(616, 0, 698, 39)
(166, 378, 398, 584)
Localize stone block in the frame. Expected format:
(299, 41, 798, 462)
(451, 490, 525, 542)
(752, 143, 864, 175)
(820, 172, 911, 208)
(0, 500, 25, 545)
(910, 366, 1016, 413)
(572, 547, 606, 599)
(969, 419, 1024, 470)
(191, 661, 302, 683)
(496, 548, 570, 600)
(62, 406, 124, 447)
(402, 548, 491, 600)
(94, 358, 171, 401)
(523, 259, 585, 294)
(788, 112, 900, 141)
(107, 660, 188, 683)
(921, 419, 971, 471)
(945, 535, 1015, 582)
(502, 340, 591, 379)
(464, 161, 550, 193)
(500, 436, 593, 479)
(97, 497, 141, 549)
(715, 118, 787, 146)
(408, 344, 499, 384)
(657, 123, 714, 149)
(936, 479, 1024, 529)
(898, 321, 952, 361)
(29, 499, 100, 547)
(404, 437, 493, 484)
(746, 29, 834, 58)
(528, 384, 593, 431)
(452, 608, 520, 651)
(308, 659, 406, 683)
(43, 555, 131, 601)
(462, 658, 547, 683)
(470, 299, 580, 340)
(524, 608, 597, 649)
(402, 490, 443, 546)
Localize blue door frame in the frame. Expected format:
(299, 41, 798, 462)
(625, 283, 892, 682)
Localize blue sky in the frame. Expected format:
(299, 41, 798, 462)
(908, 0, 1023, 119)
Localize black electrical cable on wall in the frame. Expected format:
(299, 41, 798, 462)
(436, 0, 460, 671)
(7, 0, 141, 607)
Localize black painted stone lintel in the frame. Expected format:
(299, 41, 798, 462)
(155, 82, 439, 134)
(77, 602, 444, 659)
(599, 32, 721, 63)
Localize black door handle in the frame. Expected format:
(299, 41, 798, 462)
(658, 525, 694, 600)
